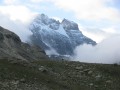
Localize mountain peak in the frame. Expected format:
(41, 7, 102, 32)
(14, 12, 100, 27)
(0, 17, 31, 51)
(39, 14, 49, 21)
(62, 18, 72, 23)
(35, 14, 59, 25)
(30, 14, 96, 56)
(61, 18, 79, 30)
(35, 14, 50, 25)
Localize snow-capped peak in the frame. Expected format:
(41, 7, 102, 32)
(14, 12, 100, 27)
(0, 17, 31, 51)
(29, 14, 96, 56)
(33, 14, 60, 30)
(35, 14, 50, 25)
(56, 25, 69, 37)
(61, 19, 79, 30)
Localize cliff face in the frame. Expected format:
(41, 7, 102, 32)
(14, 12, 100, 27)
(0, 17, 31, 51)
(29, 14, 96, 56)
(0, 26, 48, 61)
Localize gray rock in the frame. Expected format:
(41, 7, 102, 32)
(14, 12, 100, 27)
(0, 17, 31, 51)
(75, 66, 83, 70)
(88, 70, 93, 75)
(96, 74, 101, 78)
(39, 66, 48, 73)
(20, 78, 26, 83)
(106, 80, 112, 83)
(11, 80, 19, 85)
(89, 83, 94, 86)
(83, 69, 90, 72)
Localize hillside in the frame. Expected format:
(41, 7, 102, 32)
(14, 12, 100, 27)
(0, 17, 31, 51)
(0, 26, 48, 61)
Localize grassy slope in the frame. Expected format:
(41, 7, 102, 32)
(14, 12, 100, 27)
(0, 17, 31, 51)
(0, 59, 120, 90)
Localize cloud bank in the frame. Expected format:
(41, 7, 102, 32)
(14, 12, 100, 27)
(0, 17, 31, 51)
(0, 3, 37, 42)
(0, 13, 32, 42)
(45, 48, 59, 56)
(0, 5, 36, 23)
(50, 0, 120, 22)
(72, 35, 120, 64)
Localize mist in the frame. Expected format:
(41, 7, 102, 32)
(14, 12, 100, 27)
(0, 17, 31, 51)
(72, 35, 120, 64)
(0, 13, 32, 42)
(45, 48, 59, 56)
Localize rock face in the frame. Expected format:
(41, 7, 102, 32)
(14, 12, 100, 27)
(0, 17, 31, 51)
(29, 14, 96, 56)
(0, 26, 47, 61)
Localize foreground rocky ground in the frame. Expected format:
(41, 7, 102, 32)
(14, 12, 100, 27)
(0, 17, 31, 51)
(0, 58, 120, 90)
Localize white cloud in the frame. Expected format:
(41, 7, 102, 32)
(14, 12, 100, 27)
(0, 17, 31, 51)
(0, 5, 37, 23)
(49, 0, 120, 22)
(78, 24, 120, 43)
(45, 48, 59, 56)
(78, 25, 106, 43)
(81, 30, 106, 43)
(0, 1, 38, 42)
(72, 35, 120, 64)
(30, 0, 43, 3)
(52, 16, 62, 22)
(102, 27, 120, 34)
(3, 0, 17, 4)
(0, 13, 32, 42)
(1, 0, 120, 23)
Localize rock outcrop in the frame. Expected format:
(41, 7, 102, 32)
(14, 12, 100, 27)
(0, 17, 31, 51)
(0, 26, 48, 61)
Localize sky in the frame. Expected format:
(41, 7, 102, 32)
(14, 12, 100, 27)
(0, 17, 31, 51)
(0, 0, 120, 43)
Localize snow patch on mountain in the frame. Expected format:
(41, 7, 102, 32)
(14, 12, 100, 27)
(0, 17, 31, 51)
(56, 25, 69, 37)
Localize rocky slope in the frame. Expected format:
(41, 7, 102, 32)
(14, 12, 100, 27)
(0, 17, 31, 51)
(0, 59, 120, 90)
(0, 26, 48, 61)
(29, 14, 96, 56)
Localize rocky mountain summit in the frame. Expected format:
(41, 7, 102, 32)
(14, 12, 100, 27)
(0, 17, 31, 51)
(29, 14, 96, 56)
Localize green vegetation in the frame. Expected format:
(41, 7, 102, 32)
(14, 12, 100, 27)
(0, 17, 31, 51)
(0, 59, 120, 90)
